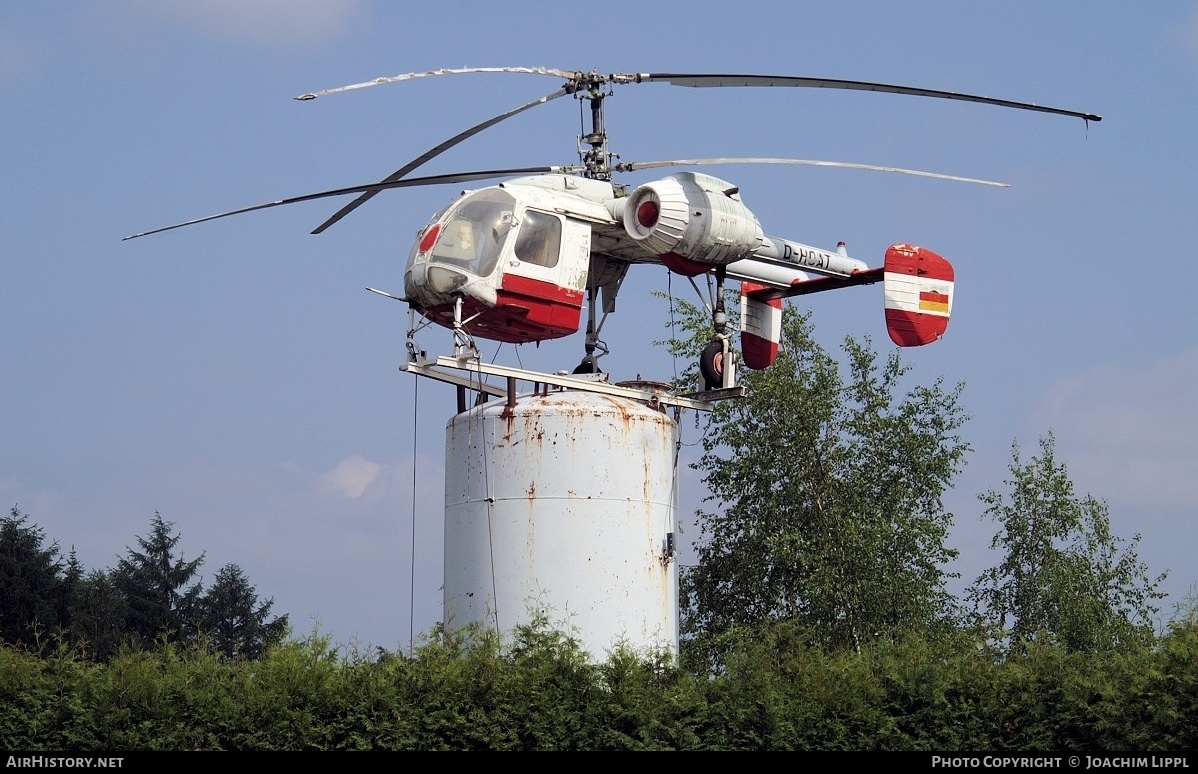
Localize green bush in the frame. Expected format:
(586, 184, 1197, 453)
(2, 616, 1195, 751)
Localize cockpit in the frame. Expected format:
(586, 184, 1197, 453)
(405, 188, 515, 299)
(405, 187, 569, 306)
(403, 183, 586, 343)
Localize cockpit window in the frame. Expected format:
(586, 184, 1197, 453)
(513, 209, 561, 268)
(429, 189, 516, 278)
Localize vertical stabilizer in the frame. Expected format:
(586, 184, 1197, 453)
(740, 281, 783, 369)
(882, 244, 953, 346)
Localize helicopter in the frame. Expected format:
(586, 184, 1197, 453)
(125, 68, 1101, 392)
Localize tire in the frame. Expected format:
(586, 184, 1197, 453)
(699, 340, 724, 390)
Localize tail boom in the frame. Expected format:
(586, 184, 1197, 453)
(737, 242, 954, 367)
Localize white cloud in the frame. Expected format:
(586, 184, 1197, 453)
(321, 454, 383, 499)
(1032, 346, 1198, 508)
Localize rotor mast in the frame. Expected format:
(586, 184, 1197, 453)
(569, 71, 619, 181)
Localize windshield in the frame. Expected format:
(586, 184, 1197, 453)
(428, 188, 515, 278)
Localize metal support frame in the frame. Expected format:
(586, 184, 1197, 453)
(401, 353, 744, 412)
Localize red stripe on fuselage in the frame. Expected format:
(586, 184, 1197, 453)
(421, 273, 583, 344)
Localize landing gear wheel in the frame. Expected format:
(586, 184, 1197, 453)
(700, 340, 724, 390)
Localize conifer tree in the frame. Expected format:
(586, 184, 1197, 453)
(66, 568, 131, 660)
(195, 563, 289, 659)
(112, 512, 204, 647)
(0, 506, 66, 647)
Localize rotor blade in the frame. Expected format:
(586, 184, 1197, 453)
(311, 87, 571, 234)
(633, 73, 1102, 122)
(122, 167, 572, 241)
(294, 66, 578, 101)
(298, 66, 1101, 122)
(613, 158, 1010, 187)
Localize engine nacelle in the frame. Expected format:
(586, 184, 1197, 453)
(622, 172, 765, 276)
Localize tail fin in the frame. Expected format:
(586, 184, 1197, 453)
(883, 243, 953, 347)
(740, 282, 783, 369)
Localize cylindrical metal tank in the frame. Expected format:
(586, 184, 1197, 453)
(444, 389, 679, 661)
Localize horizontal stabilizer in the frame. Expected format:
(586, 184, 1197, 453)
(741, 267, 884, 301)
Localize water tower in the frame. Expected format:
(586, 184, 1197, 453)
(406, 357, 733, 661)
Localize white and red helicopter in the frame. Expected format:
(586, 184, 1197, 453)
(126, 68, 1100, 394)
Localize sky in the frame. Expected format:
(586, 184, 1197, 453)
(3, 1, 1197, 653)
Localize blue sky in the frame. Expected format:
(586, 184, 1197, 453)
(4, 1, 1196, 651)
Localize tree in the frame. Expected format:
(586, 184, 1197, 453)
(65, 568, 131, 660)
(673, 301, 971, 660)
(0, 506, 66, 647)
(112, 512, 205, 647)
(195, 563, 289, 659)
(967, 433, 1166, 652)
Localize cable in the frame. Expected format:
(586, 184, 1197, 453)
(408, 376, 420, 657)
